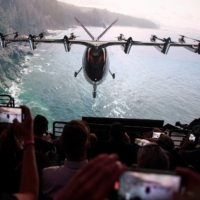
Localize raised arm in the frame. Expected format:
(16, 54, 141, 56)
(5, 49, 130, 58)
(13, 106, 39, 200)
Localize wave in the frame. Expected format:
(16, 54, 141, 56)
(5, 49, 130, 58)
(20, 68, 33, 75)
(8, 82, 23, 106)
(26, 101, 49, 111)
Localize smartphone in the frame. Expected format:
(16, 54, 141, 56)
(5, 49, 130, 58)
(134, 138, 150, 146)
(189, 133, 196, 142)
(152, 132, 162, 139)
(0, 107, 23, 123)
(118, 170, 182, 200)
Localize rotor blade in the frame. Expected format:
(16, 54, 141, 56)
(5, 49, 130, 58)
(189, 37, 200, 42)
(97, 18, 118, 41)
(182, 35, 200, 42)
(4, 32, 18, 37)
(75, 17, 94, 40)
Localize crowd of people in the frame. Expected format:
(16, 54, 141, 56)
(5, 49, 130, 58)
(0, 105, 200, 200)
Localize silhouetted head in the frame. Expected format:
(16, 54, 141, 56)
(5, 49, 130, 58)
(61, 120, 90, 161)
(137, 143, 169, 170)
(158, 134, 175, 149)
(34, 115, 48, 136)
(110, 122, 125, 140)
(89, 133, 98, 148)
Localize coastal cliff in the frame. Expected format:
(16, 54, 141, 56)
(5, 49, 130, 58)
(0, 45, 32, 92)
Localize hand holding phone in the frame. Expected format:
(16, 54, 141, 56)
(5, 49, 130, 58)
(134, 138, 150, 146)
(13, 106, 33, 142)
(189, 133, 195, 142)
(152, 132, 162, 139)
(0, 106, 23, 124)
(118, 170, 182, 200)
(174, 167, 200, 200)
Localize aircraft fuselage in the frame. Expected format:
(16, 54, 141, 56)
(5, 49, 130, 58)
(82, 47, 109, 85)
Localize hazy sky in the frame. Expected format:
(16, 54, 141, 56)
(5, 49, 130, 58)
(58, 0, 200, 30)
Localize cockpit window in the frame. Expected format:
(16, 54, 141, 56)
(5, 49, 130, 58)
(91, 50, 101, 56)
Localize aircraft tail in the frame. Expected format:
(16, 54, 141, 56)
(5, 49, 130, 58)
(75, 17, 94, 40)
(97, 18, 118, 41)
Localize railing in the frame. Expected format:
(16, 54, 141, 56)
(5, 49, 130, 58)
(52, 120, 160, 142)
(82, 117, 164, 128)
(169, 129, 188, 147)
(53, 121, 68, 137)
(0, 94, 15, 107)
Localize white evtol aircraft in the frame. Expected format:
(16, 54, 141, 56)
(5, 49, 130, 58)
(0, 18, 199, 98)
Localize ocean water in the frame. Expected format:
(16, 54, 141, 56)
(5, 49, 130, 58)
(8, 26, 200, 129)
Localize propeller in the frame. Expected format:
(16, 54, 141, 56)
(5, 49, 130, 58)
(178, 35, 186, 43)
(116, 34, 126, 41)
(151, 35, 177, 43)
(69, 32, 79, 40)
(150, 35, 166, 42)
(14, 32, 18, 39)
(150, 35, 158, 42)
(38, 32, 45, 39)
(29, 32, 45, 39)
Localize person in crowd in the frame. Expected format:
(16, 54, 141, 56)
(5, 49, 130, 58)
(34, 114, 58, 168)
(87, 133, 98, 160)
(92, 122, 137, 166)
(0, 106, 38, 200)
(137, 143, 169, 170)
(141, 130, 187, 170)
(158, 133, 175, 149)
(53, 136, 66, 165)
(89, 133, 98, 147)
(0, 113, 52, 200)
(157, 134, 188, 170)
(122, 132, 131, 144)
(42, 120, 90, 198)
(179, 133, 200, 172)
(55, 154, 127, 200)
(33, 115, 56, 154)
(0, 125, 25, 194)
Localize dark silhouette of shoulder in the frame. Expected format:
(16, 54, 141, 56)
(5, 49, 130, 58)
(34, 138, 55, 154)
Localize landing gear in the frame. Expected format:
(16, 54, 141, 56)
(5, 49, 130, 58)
(109, 69, 115, 79)
(93, 91, 96, 98)
(93, 84, 97, 98)
(74, 67, 82, 77)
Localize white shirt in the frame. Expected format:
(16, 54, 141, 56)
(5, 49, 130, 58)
(42, 159, 88, 198)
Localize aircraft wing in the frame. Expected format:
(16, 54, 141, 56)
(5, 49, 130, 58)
(96, 40, 198, 54)
(6, 38, 126, 48)
(98, 41, 197, 48)
(8, 38, 98, 46)
(7, 38, 196, 47)
(2, 37, 199, 55)
(8, 38, 64, 43)
(4, 38, 95, 50)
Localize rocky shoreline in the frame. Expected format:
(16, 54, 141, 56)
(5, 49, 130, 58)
(0, 45, 33, 92)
